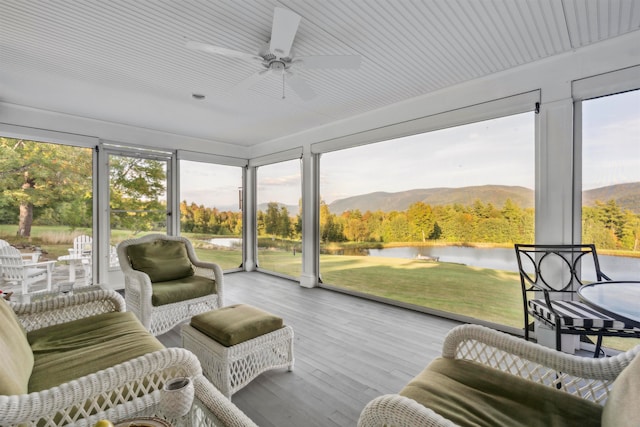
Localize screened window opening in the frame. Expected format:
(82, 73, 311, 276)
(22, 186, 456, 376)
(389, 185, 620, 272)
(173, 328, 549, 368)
(0, 136, 94, 293)
(319, 112, 535, 329)
(581, 89, 640, 351)
(179, 160, 243, 270)
(256, 159, 302, 278)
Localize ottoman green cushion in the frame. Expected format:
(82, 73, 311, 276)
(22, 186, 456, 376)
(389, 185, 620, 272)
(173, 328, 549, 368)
(27, 311, 165, 392)
(191, 304, 284, 347)
(400, 357, 602, 427)
(151, 275, 216, 306)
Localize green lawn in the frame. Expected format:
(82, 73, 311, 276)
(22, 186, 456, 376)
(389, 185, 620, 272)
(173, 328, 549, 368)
(243, 248, 523, 326)
(320, 255, 523, 328)
(193, 247, 243, 270)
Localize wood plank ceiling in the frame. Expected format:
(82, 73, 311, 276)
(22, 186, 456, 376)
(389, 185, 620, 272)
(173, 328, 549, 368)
(1, 0, 639, 147)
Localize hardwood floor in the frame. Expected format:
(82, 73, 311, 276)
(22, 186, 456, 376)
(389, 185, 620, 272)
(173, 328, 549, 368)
(157, 271, 462, 427)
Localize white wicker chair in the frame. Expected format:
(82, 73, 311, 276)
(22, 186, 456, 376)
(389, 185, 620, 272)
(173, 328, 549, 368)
(358, 324, 640, 427)
(0, 289, 203, 427)
(117, 234, 224, 336)
(193, 375, 259, 427)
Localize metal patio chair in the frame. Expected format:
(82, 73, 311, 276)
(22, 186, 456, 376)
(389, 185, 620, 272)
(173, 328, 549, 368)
(514, 243, 640, 357)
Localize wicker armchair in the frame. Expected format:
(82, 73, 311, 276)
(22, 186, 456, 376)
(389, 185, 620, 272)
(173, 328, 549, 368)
(358, 324, 640, 427)
(0, 289, 203, 426)
(117, 234, 224, 336)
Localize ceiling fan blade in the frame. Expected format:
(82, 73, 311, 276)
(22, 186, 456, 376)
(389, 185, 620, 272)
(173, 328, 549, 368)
(270, 8, 301, 58)
(231, 69, 270, 92)
(186, 40, 263, 62)
(296, 55, 362, 69)
(286, 72, 316, 100)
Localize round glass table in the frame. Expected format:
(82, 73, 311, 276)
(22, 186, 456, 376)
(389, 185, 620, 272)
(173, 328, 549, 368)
(578, 281, 640, 328)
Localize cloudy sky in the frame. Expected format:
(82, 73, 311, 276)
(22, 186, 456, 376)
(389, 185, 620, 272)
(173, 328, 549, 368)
(181, 90, 640, 209)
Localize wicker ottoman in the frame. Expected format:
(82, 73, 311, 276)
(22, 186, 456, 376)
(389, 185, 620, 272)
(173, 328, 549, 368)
(181, 304, 294, 398)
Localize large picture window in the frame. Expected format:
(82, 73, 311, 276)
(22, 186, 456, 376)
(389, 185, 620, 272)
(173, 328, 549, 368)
(0, 136, 94, 293)
(179, 160, 243, 270)
(319, 112, 534, 329)
(256, 159, 302, 278)
(581, 89, 640, 351)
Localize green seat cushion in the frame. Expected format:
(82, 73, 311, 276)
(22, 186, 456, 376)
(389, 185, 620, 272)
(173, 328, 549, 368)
(27, 311, 164, 392)
(0, 299, 34, 395)
(602, 352, 640, 427)
(191, 304, 284, 347)
(151, 275, 216, 306)
(400, 357, 603, 427)
(127, 239, 194, 282)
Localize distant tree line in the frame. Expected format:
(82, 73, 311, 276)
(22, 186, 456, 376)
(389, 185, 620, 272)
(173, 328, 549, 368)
(180, 201, 242, 235)
(320, 199, 535, 245)
(320, 198, 640, 251)
(583, 200, 640, 251)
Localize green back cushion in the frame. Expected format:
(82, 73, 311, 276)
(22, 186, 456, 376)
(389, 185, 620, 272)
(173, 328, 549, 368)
(400, 358, 602, 427)
(151, 275, 216, 306)
(602, 351, 640, 427)
(127, 239, 194, 282)
(27, 311, 164, 392)
(191, 304, 284, 346)
(0, 298, 34, 395)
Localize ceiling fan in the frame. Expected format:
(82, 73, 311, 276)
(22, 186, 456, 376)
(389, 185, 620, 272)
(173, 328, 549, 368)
(186, 7, 361, 100)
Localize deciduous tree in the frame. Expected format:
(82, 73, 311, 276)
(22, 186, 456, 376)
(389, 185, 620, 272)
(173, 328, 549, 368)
(0, 138, 92, 236)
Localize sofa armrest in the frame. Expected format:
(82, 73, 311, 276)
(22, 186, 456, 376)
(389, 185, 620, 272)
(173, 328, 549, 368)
(193, 375, 258, 427)
(10, 289, 125, 332)
(191, 260, 224, 304)
(358, 394, 461, 427)
(442, 324, 640, 404)
(0, 347, 201, 426)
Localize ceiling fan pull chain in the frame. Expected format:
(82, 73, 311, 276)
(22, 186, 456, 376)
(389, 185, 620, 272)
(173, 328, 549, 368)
(282, 72, 286, 99)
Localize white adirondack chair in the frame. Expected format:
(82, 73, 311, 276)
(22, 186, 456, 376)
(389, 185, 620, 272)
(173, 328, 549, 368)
(71, 235, 92, 256)
(0, 245, 56, 294)
(74, 235, 92, 285)
(0, 239, 41, 262)
(109, 244, 119, 267)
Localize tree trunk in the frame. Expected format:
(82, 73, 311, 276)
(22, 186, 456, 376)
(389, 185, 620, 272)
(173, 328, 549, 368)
(18, 173, 35, 237)
(19, 201, 33, 237)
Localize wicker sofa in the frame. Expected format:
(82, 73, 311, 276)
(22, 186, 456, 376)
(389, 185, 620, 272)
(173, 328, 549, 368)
(358, 324, 640, 427)
(0, 289, 245, 426)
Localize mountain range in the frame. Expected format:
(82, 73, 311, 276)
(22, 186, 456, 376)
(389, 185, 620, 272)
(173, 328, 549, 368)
(327, 182, 640, 214)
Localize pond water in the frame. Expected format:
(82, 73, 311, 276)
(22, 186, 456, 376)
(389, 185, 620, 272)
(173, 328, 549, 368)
(367, 246, 640, 281)
(207, 237, 242, 248)
(212, 237, 639, 281)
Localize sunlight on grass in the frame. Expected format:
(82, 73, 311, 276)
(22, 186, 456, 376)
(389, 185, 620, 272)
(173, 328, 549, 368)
(320, 253, 524, 328)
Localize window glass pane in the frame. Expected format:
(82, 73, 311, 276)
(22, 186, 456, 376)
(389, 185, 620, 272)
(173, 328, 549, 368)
(109, 153, 167, 246)
(582, 89, 640, 351)
(0, 137, 93, 292)
(320, 113, 534, 329)
(256, 159, 302, 277)
(179, 160, 243, 270)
